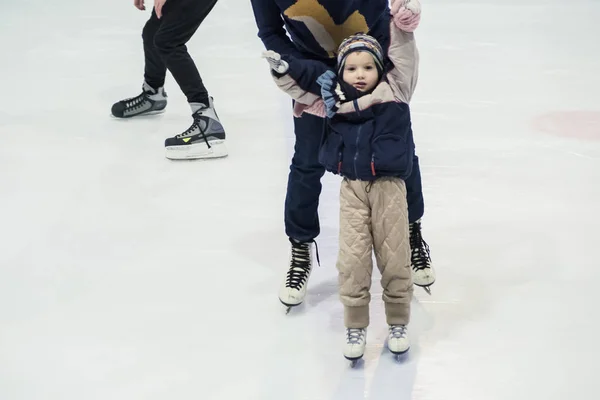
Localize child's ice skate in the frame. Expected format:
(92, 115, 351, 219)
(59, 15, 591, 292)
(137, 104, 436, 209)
(278, 239, 317, 313)
(344, 328, 366, 367)
(410, 219, 435, 294)
(388, 325, 410, 360)
(111, 82, 167, 118)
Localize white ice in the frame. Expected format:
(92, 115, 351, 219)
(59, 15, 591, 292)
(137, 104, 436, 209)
(1, 0, 600, 399)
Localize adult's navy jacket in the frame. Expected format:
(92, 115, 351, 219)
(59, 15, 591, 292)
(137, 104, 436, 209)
(250, 0, 392, 66)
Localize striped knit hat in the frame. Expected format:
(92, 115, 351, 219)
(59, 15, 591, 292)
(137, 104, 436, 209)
(336, 33, 384, 77)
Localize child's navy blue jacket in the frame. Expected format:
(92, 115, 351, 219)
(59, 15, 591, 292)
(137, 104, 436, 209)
(271, 24, 420, 182)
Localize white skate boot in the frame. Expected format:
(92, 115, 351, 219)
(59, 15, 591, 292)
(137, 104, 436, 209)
(388, 325, 410, 358)
(278, 239, 317, 313)
(344, 328, 366, 367)
(410, 219, 436, 294)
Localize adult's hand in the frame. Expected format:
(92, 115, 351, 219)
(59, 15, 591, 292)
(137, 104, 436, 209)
(155, 0, 167, 18)
(134, 0, 145, 11)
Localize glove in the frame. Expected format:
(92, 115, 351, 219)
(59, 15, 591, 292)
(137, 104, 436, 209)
(391, 0, 422, 32)
(405, 0, 422, 14)
(261, 50, 289, 74)
(316, 70, 346, 118)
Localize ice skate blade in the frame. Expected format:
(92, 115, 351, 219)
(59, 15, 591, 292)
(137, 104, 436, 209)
(414, 283, 433, 295)
(165, 140, 228, 160)
(390, 347, 410, 362)
(110, 108, 166, 119)
(344, 356, 363, 368)
(279, 299, 301, 315)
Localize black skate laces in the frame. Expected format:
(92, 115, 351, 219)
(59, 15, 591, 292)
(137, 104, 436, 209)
(123, 90, 154, 112)
(409, 221, 431, 272)
(176, 107, 211, 146)
(285, 240, 320, 290)
(389, 325, 407, 339)
(346, 328, 366, 344)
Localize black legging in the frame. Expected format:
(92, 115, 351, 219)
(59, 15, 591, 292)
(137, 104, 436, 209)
(142, 0, 218, 104)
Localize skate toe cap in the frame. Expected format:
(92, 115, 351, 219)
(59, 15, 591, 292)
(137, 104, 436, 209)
(413, 269, 436, 285)
(388, 339, 410, 354)
(111, 102, 126, 118)
(343, 344, 365, 360)
(278, 287, 304, 306)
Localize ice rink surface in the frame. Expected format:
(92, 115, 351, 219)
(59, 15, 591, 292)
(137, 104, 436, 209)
(1, 0, 599, 399)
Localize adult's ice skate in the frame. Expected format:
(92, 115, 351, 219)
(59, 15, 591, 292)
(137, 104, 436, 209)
(410, 219, 436, 294)
(278, 239, 316, 313)
(111, 82, 167, 118)
(164, 97, 228, 160)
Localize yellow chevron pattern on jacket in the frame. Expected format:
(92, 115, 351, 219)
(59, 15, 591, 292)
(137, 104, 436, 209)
(284, 0, 369, 57)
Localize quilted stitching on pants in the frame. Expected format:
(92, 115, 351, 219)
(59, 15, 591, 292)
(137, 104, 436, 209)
(337, 178, 413, 325)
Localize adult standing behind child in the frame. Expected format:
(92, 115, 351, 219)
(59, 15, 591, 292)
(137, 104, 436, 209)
(263, 17, 419, 362)
(251, 0, 435, 314)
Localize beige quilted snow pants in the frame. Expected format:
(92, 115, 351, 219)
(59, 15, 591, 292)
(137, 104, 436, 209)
(337, 177, 413, 328)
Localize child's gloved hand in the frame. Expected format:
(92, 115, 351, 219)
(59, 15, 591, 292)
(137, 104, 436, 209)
(261, 50, 289, 74)
(391, 0, 422, 32)
(316, 70, 346, 118)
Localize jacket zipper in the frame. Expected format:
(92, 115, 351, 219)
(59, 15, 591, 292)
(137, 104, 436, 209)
(353, 125, 362, 178)
(371, 154, 376, 176)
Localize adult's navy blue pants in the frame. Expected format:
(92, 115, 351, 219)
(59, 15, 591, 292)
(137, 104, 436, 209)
(285, 112, 425, 242)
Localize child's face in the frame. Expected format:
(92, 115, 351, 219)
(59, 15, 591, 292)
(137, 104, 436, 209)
(342, 51, 379, 92)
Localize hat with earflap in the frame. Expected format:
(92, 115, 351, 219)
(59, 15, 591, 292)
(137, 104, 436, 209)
(336, 33, 385, 78)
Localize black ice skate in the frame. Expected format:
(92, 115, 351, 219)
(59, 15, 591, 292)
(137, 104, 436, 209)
(111, 82, 167, 118)
(278, 238, 318, 313)
(164, 97, 228, 160)
(410, 219, 436, 294)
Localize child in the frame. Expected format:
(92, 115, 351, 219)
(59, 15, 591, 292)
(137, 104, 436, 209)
(263, 19, 419, 362)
